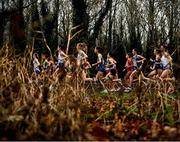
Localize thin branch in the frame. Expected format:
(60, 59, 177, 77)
(66, 25, 83, 54)
(70, 29, 83, 40)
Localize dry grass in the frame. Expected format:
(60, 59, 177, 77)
(0, 45, 89, 140)
(0, 45, 179, 140)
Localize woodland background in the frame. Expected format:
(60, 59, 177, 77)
(0, 0, 180, 141)
(0, 0, 180, 70)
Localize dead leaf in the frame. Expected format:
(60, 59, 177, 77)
(115, 119, 123, 132)
(109, 102, 115, 111)
(99, 107, 105, 113)
(114, 113, 119, 120)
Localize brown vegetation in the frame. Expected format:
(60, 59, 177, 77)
(0, 46, 180, 140)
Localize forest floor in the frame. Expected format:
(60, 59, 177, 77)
(82, 91, 180, 141)
(0, 86, 180, 141)
(0, 47, 180, 140)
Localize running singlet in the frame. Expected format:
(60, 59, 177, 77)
(33, 58, 40, 74)
(58, 51, 65, 64)
(154, 59, 162, 70)
(106, 60, 116, 70)
(42, 60, 49, 70)
(125, 58, 133, 72)
(132, 55, 142, 69)
(97, 53, 105, 72)
(161, 55, 170, 70)
(58, 51, 65, 68)
(77, 50, 84, 62)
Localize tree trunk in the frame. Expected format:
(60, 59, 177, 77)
(71, 0, 89, 42)
(146, 0, 155, 58)
(90, 0, 113, 46)
(0, 0, 5, 47)
(10, 0, 26, 53)
(108, 4, 112, 49)
(149, 0, 155, 45)
(168, 1, 174, 53)
(54, 0, 60, 49)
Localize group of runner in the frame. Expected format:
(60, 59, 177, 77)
(33, 43, 174, 90)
